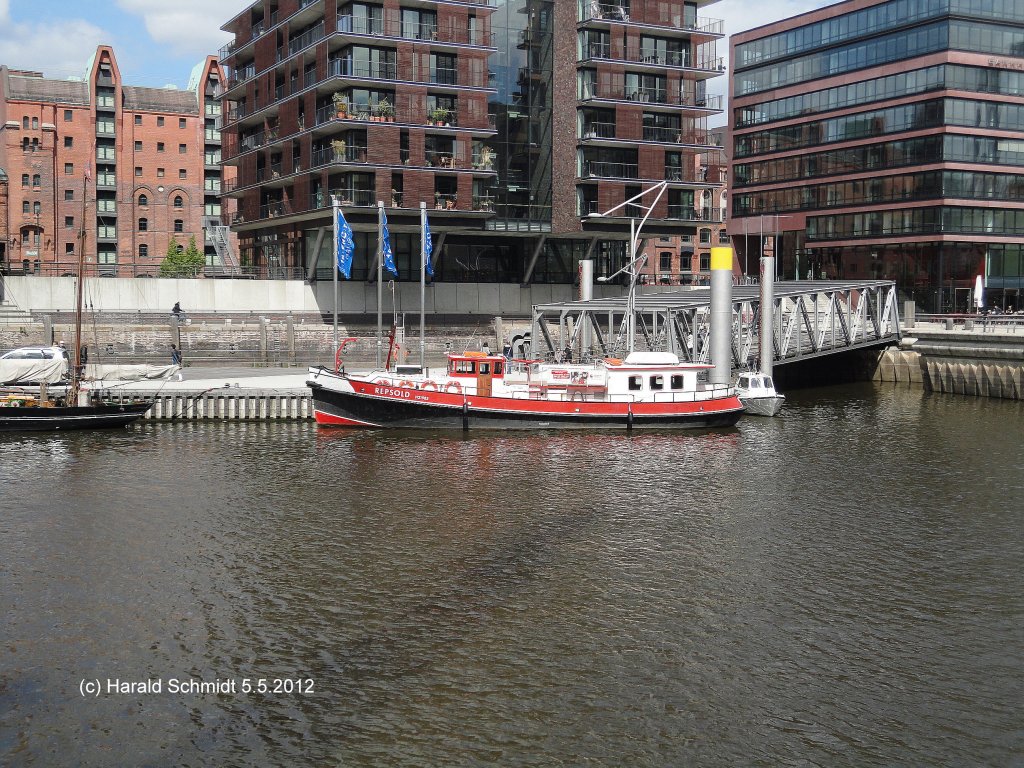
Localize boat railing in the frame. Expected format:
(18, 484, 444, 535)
(502, 386, 733, 402)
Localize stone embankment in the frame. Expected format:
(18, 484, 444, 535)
(873, 320, 1024, 400)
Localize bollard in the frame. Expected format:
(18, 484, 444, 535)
(945, 318, 954, 330)
(965, 319, 974, 330)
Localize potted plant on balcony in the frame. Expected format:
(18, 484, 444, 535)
(378, 97, 395, 123)
(333, 92, 349, 118)
(479, 145, 495, 170)
(434, 192, 443, 209)
(331, 138, 347, 160)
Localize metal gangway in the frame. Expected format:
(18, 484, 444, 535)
(531, 280, 901, 369)
(203, 217, 241, 276)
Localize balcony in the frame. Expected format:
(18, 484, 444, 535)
(336, 15, 494, 47)
(287, 22, 324, 57)
(311, 145, 369, 168)
(581, 121, 616, 139)
(666, 205, 723, 222)
(578, 3, 724, 36)
(327, 58, 398, 82)
(580, 160, 638, 179)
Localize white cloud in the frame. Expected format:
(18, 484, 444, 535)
(0, 2, 107, 79)
(115, 0, 246, 58)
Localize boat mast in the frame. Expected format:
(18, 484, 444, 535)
(69, 167, 89, 404)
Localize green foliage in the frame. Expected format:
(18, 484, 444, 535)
(159, 235, 205, 278)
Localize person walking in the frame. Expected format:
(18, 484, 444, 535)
(171, 344, 182, 366)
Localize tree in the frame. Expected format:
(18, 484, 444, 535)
(160, 235, 205, 278)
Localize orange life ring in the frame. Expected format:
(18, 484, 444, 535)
(444, 380, 463, 394)
(422, 381, 438, 391)
(376, 377, 390, 386)
(399, 380, 415, 388)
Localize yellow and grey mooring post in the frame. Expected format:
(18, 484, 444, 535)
(710, 246, 734, 387)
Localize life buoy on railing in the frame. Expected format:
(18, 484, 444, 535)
(445, 381, 463, 394)
(376, 378, 390, 387)
(422, 381, 438, 391)
(399, 380, 416, 389)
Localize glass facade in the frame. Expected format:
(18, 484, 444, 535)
(807, 206, 1024, 240)
(735, 169, 1024, 215)
(736, 20, 1024, 96)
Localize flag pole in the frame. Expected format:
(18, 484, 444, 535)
(420, 202, 426, 370)
(376, 201, 384, 369)
(332, 196, 339, 353)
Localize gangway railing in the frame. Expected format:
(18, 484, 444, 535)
(530, 280, 901, 369)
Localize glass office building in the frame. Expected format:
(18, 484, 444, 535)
(728, 0, 1024, 312)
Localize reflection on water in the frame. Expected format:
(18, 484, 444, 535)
(1, 384, 1022, 767)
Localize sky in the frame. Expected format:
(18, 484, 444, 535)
(0, 0, 831, 95)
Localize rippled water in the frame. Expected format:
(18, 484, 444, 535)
(1, 383, 1022, 767)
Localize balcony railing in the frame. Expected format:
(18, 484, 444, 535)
(336, 14, 494, 46)
(311, 146, 369, 167)
(578, 3, 724, 34)
(642, 125, 680, 143)
(288, 22, 324, 56)
(580, 121, 616, 139)
(433, 193, 459, 210)
(580, 82, 723, 110)
(328, 58, 398, 81)
(425, 152, 463, 169)
(666, 205, 723, 221)
(580, 160, 639, 179)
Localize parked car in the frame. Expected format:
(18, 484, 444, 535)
(0, 346, 67, 360)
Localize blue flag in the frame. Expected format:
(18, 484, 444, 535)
(424, 215, 433, 278)
(381, 210, 398, 277)
(336, 208, 354, 279)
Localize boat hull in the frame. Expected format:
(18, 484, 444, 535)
(310, 379, 743, 430)
(738, 395, 785, 417)
(0, 402, 153, 431)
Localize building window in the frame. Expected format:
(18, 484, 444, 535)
(179, 118, 186, 129)
(178, 169, 186, 179)
(718, 230, 730, 244)
(135, 141, 142, 151)
(699, 228, 712, 244)
(157, 142, 165, 152)
(176, 244, 184, 254)
(139, 244, 149, 258)
(138, 218, 148, 231)
(138, 194, 148, 206)
(157, 116, 165, 126)
(174, 219, 183, 232)
(65, 216, 74, 229)
(157, 168, 165, 177)
(64, 163, 74, 175)
(65, 243, 75, 254)
(31, 117, 38, 129)
(173, 195, 183, 208)
(33, 201, 41, 215)
(22, 201, 29, 214)
(135, 115, 142, 125)
(65, 189, 74, 201)
(64, 136, 73, 148)
(22, 174, 29, 187)
(22, 116, 28, 129)
(659, 252, 672, 272)
(699, 253, 710, 271)
(178, 143, 187, 154)
(32, 174, 40, 187)
(135, 167, 143, 177)
(64, 109, 73, 122)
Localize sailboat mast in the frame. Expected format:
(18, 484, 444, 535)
(70, 168, 89, 403)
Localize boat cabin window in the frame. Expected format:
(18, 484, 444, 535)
(763, 376, 773, 388)
(628, 375, 642, 391)
(479, 362, 490, 374)
(494, 361, 503, 375)
(649, 375, 664, 390)
(750, 377, 761, 388)
(450, 359, 476, 374)
(670, 375, 684, 389)
(738, 375, 749, 387)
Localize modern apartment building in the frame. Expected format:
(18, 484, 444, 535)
(218, 0, 726, 286)
(729, 0, 1024, 313)
(0, 46, 235, 277)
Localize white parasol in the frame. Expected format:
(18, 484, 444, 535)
(974, 274, 984, 310)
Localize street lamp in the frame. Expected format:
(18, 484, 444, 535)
(588, 180, 668, 353)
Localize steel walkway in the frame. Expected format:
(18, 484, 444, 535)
(531, 280, 901, 369)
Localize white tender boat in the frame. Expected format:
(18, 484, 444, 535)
(735, 372, 785, 417)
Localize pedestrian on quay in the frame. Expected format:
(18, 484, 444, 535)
(171, 302, 185, 321)
(171, 344, 182, 366)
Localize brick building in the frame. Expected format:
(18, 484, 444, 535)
(0, 46, 236, 277)
(218, 0, 726, 285)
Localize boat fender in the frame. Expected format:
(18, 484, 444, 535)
(445, 381, 463, 394)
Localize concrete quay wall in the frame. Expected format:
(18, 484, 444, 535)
(871, 327, 1024, 400)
